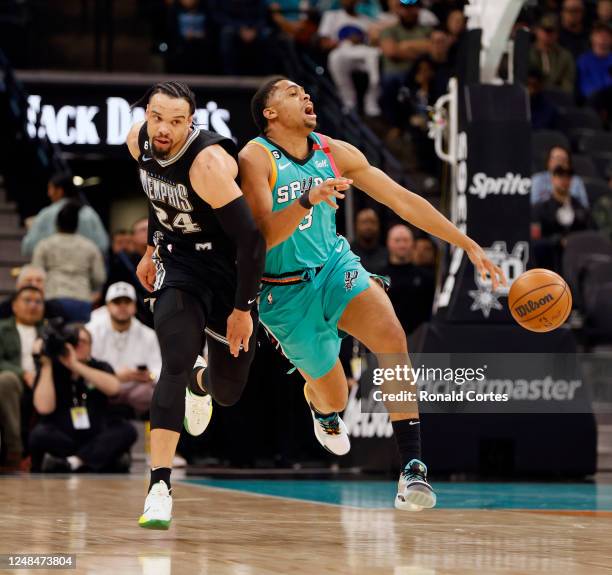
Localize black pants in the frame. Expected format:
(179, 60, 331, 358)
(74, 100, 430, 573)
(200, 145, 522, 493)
(150, 287, 259, 433)
(29, 420, 137, 472)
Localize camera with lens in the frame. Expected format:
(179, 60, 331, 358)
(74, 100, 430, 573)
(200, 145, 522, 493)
(39, 319, 80, 359)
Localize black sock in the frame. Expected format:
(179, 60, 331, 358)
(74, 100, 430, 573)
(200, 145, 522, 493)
(149, 467, 172, 493)
(188, 367, 207, 397)
(392, 419, 421, 471)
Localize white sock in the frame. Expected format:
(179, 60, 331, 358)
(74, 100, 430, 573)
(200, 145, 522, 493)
(67, 456, 83, 470)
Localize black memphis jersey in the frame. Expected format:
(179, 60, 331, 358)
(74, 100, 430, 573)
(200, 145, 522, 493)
(137, 122, 236, 258)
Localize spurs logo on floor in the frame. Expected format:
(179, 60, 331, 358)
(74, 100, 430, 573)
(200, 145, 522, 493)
(344, 270, 359, 292)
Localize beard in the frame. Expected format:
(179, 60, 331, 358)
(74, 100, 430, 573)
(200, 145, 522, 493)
(151, 140, 171, 160)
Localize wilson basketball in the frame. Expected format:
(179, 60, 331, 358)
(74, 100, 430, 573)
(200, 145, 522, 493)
(508, 269, 572, 333)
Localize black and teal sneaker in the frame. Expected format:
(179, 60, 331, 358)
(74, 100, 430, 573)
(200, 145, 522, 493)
(395, 459, 437, 511)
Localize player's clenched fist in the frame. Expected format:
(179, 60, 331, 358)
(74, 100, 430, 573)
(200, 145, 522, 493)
(304, 177, 352, 210)
(136, 246, 157, 292)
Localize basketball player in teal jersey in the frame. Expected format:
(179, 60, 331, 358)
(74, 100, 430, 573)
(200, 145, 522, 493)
(239, 77, 507, 510)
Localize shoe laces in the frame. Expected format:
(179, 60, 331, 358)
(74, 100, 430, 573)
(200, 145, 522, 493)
(316, 412, 341, 435)
(401, 460, 428, 483)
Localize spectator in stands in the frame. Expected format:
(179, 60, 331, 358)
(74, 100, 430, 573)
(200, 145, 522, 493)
(319, 0, 380, 116)
(351, 208, 388, 274)
(0, 286, 44, 472)
(86, 282, 161, 418)
(398, 55, 440, 172)
(380, 0, 432, 77)
(215, 0, 270, 75)
(165, 0, 214, 74)
(413, 234, 438, 268)
(319, 0, 385, 19)
(267, 0, 318, 73)
(268, 0, 318, 43)
(383, 225, 435, 335)
(32, 201, 106, 323)
(559, 0, 589, 60)
(528, 13, 575, 94)
(426, 26, 454, 95)
(380, 27, 450, 158)
(29, 324, 136, 473)
(131, 216, 148, 259)
(444, 7, 466, 65)
(445, 7, 466, 42)
(532, 166, 593, 273)
(576, 22, 612, 99)
(102, 217, 152, 328)
(528, 68, 559, 130)
(430, 0, 463, 26)
(105, 229, 135, 285)
(380, 0, 432, 136)
(110, 229, 133, 255)
(532, 146, 589, 207)
(598, 0, 612, 26)
(0, 265, 64, 320)
(22, 173, 109, 257)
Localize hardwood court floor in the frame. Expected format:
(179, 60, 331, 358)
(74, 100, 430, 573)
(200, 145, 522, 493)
(3, 475, 612, 575)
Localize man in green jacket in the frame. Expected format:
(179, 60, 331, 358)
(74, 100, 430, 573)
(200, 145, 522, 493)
(0, 287, 45, 471)
(529, 13, 576, 94)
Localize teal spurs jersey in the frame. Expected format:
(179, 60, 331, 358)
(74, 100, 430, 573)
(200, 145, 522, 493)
(249, 133, 340, 276)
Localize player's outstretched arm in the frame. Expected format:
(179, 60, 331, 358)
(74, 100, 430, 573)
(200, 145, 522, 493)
(328, 137, 507, 290)
(239, 143, 351, 249)
(190, 145, 266, 356)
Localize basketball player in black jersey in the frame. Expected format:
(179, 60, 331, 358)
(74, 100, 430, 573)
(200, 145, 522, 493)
(126, 81, 265, 529)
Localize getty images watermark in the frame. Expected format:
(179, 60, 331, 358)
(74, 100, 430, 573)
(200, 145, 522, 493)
(355, 353, 611, 414)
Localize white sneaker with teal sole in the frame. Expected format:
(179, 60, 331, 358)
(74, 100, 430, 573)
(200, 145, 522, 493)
(184, 356, 213, 436)
(139, 481, 172, 530)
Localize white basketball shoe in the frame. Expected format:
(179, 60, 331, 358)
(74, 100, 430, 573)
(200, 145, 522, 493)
(184, 355, 213, 436)
(304, 384, 351, 456)
(138, 481, 172, 530)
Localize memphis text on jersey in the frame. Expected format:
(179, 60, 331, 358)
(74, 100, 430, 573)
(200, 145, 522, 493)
(139, 169, 194, 212)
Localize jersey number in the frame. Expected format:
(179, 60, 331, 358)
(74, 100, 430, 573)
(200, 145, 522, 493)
(298, 208, 313, 231)
(153, 204, 201, 234)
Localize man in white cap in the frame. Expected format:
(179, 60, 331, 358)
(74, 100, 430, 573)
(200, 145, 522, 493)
(86, 282, 162, 416)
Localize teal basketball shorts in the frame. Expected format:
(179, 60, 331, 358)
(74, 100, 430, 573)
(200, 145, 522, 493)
(259, 236, 373, 380)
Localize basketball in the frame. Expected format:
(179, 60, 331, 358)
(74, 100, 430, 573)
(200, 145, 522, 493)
(508, 269, 572, 333)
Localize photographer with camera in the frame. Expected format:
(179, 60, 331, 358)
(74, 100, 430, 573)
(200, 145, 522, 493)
(29, 324, 137, 473)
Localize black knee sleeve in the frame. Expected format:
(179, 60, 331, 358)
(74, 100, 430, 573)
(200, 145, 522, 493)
(205, 371, 247, 407)
(150, 373, 189, 432)
(205, 312, 258, 407)
(151, 288, 207, 432)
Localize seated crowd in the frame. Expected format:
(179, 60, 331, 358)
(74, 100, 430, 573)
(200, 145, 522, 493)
(0, 174, 164, 472)
(154, 0, 610, 177)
